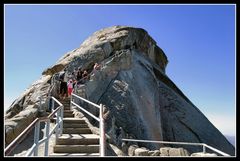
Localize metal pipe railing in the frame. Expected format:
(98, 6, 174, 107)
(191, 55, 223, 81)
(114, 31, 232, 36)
(71, 93, 105, 157)
(202, 143, 230, 156)
(99, 104, 105, 157)
(121, 138, 230, 156)
(44, 121, 50, 156)
(4, 96, 63, 157)
(33, 121, 40, 156)
(71, 93, 100, 109)
(71, 101, 100, 122)
(4, 118, 39, 156)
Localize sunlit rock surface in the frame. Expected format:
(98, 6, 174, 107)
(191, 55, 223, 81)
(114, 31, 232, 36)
(5, 26, 234, 156)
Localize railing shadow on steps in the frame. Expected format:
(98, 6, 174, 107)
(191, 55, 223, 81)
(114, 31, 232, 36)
(70, 92, 106, 157)
(4, 97, 64, 157)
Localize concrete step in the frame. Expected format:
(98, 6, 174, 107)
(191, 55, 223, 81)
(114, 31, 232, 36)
(60, 101, 71, 105)
(63, 107, 70, 110)
(63, 123, 88, 128)
(62, 102, 70, 107)
(63, 128, 92, 134)
(64, 110, 72, 113)
(56, 134, 99, 145)
(64, 110, 73, 114)
(64, 113, 74, 117)
(52, 117, 87, 123)
(60, 97, 71, 101)
(50, 153, 100, 156)
(61, 102, 70, 105)
(61, 100, 70, 102)
(63, 118, 86, 124)
(53, 145, 99, 153)
(62, 102, 70, 105)
(62, 104, 70, 107)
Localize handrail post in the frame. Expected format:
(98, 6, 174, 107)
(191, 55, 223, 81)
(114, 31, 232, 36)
(99, 104, 105, 157)
(202, 144, 206, 154)
(44, 121, 50, 156)
(33, 121, 40, 156)
(51, 97, 55, 112)
(60, 106, 63, 136)
(55, 110, 59, 141)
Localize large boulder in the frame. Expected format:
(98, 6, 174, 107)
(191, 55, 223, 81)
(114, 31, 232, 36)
(5, 26, 235, 156)
(159, 147, 189, 156)
(5, 75, 51, 145)
(134, 148, 149, 156)
(5, 105, 38, 145)
(168, 147, 190, 156)
(160, 147, 171, 156)
(128, 144, 139, 156)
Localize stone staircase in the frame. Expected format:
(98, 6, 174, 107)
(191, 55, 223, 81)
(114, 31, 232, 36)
(50, 97, 100, 156)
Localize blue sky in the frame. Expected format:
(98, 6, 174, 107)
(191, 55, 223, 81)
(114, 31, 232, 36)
(4, 4, 235, 137)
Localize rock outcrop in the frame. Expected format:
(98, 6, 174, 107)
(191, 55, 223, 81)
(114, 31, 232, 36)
(5, 25, 235, 156)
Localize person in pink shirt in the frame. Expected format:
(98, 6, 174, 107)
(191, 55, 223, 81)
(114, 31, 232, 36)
(67, 79, 73, 96)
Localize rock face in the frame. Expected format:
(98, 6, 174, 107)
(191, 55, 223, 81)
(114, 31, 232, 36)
(5, 75, 52, 145)
(5, 25, 235, 156)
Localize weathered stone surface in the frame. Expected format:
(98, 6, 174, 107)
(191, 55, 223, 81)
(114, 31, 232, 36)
(5, 25, 235, 156)
(5, 124, 15, 145)
(128, 144, 139, 156)
(160, 147, 171, 156)
(5, 105, 38, 145)
(108, 143, 126, 156)
(121, 142, 128, 155)
(42, 64, 65, 75)
(134, 148, 149, 156)
(191, 152, 217, 157)
(168, 148, 190, 156)
(148, 150, 160, 156)
(5, 75, 51, 119)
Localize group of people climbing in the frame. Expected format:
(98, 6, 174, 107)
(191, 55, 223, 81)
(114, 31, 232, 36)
(58, 63, 101, 99)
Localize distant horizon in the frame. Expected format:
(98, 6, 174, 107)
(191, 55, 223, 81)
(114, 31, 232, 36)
(4, 4, 236, 138)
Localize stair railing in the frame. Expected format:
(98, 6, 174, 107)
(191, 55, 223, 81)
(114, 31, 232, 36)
(70, 93, 105, 157)
(121, 138, 231, 156)
(4, 96, 64, 156)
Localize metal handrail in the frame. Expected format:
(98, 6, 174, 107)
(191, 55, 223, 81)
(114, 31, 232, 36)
(4, 96, 63, 156)
(4, 118, 40, 156)
(71, 101, 100, 122)
(26, 96, 63, 156)
(71, 93, 100, 109)
(71, 93, 105, 157)
(202, 143, 230, 156)
(121, 138, 230, 156)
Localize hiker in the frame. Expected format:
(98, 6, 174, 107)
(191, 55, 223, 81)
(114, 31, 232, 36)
(73, 79, 77, 91)
(94, 63, 101, 70)
(82, 70, 89, 79)
(78, 70, 89, 84)
(76, 67, 83, 82)
(59, 69, 68, 99)
(69, 71, 75, 80)
(91, 62, 102, 79)
(73, 68, 78, 78)
(67, 79, 73, 96)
